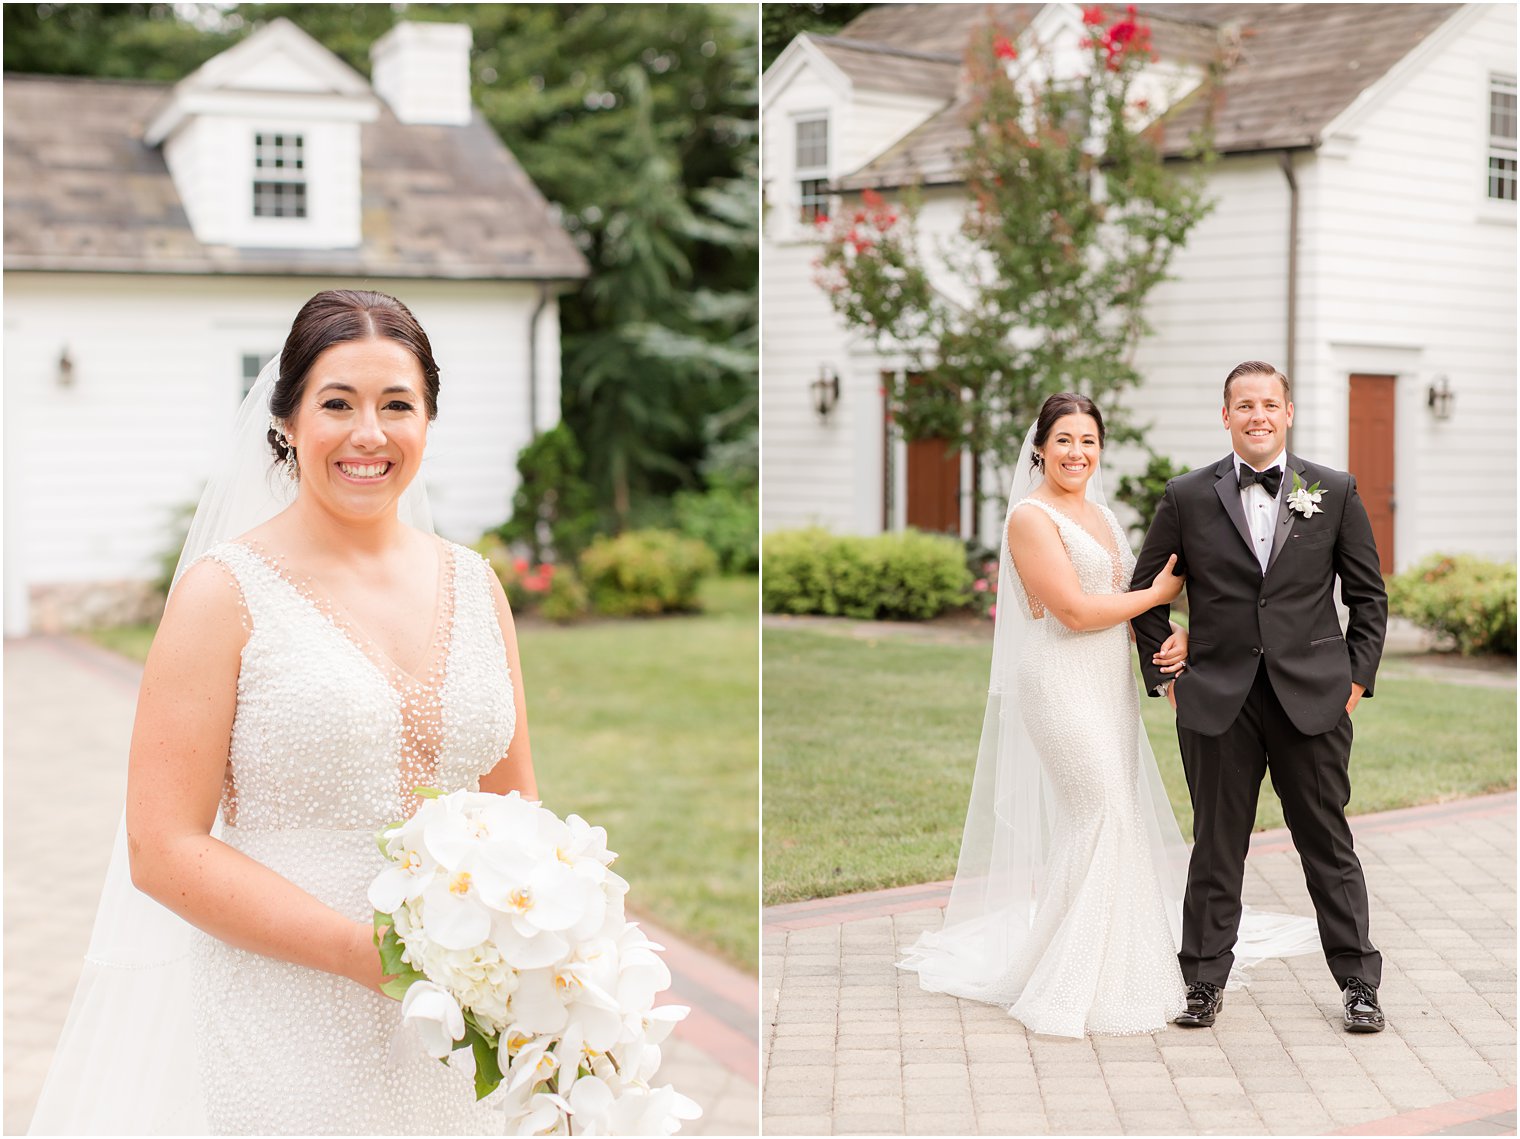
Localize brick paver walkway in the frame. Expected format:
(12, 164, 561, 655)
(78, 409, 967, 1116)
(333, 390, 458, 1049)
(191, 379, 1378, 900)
(4, 635, 758, 1136)
(763, 793, 1516, 1135)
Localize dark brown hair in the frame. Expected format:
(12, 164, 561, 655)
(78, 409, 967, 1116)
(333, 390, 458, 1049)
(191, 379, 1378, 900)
(1223, 360, 1290, 406)
(1031, 392, 1105, 469)
(268, 289, 441, 464)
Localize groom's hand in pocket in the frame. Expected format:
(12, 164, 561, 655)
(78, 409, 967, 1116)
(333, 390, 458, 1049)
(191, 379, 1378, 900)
(1166, 681, 1178, 712)
(1346, 682, 1365, 715)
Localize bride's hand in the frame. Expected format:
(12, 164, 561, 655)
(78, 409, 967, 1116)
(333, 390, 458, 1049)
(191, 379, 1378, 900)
(1148, 553, 1185, 604)
(1154, 623, 1188, 675)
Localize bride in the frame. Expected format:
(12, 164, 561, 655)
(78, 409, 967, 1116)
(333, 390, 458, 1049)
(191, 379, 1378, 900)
(31, 290, 534, 1133)
(900, 392, 1317, 1037)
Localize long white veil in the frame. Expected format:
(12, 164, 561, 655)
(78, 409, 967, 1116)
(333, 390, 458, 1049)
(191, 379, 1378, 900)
(898, 422, 1318, 1011)
(28, 357, 433, 1134)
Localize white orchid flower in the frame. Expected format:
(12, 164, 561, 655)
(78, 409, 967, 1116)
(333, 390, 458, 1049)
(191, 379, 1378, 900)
(399, 980, 466, 1059)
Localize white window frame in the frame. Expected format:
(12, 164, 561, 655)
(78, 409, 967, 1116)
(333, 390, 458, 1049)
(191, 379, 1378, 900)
(794, 115, 831, 227)
(1488, 74, 1516, 203)
(252, 131, 308, 220)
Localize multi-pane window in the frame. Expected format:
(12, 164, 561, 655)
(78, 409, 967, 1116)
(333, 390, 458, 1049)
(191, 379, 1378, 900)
(241, 351, 276, 400)
(253, 132, 307, 218)
(796, 117, 830, 223)
(1488, 75, 1516, 202)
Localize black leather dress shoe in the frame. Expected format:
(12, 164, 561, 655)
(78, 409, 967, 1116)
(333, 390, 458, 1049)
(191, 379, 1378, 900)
(1174, 981, 1224, 1027)
(1342, 978, 1386, 1033)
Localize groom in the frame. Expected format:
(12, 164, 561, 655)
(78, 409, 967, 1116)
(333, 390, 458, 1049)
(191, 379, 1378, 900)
(1132, 360, 1388, 1033)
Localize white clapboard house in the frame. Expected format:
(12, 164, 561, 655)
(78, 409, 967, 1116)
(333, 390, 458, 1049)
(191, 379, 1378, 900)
(762, 2, 1516, 572)
(4, 18, 589, 634)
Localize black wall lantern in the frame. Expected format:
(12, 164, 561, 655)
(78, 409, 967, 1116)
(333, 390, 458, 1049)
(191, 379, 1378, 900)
(1426, 374, 1454, 420)
(811, 365, 840, 421)
(57, 346, 75, 388)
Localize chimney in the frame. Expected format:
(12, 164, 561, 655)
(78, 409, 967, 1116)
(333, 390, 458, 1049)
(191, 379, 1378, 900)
(370, 21, 473, 126)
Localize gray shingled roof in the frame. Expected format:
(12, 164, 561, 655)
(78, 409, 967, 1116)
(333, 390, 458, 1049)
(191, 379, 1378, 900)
(808, 36, 960, 101)
(833, 3, 1463, 190)
(3, 73, 590, 280)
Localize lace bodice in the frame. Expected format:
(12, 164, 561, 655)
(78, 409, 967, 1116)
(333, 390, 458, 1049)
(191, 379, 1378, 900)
(1004, 498, 1135, 623)
(201, 539, 515, 832)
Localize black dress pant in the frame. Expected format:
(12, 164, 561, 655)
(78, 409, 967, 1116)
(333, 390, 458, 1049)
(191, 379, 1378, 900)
(1177, 660, 1381, 989)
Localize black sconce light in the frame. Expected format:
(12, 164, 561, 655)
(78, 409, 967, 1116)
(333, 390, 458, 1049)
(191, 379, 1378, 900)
(57, 346, 75, 388)
(1426, 374, 1454, 420)
(811, 365, 840, 421)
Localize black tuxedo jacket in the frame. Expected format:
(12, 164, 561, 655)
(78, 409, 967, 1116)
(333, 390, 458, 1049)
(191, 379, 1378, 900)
(1131, 453, 1388, 737)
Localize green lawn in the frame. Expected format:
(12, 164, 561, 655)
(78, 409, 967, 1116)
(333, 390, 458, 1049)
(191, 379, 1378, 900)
(763, 625, 1516, 905)
(87, 576, 760, 971)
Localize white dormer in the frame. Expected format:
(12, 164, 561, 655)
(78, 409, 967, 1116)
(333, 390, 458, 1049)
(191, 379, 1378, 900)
(144, 18, 379, 250)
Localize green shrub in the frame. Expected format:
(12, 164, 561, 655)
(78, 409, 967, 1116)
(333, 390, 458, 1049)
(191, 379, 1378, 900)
(578, 529, 718, 616)
(540, 565, 591, 623)
(674, 483, 759, 574)
(762, 528, 972, 620)
(1116, 450, 1190, 545)
(1388, 555, 1516, 656)
(475, 536, 589, 624)
(496, 424, 599, 564)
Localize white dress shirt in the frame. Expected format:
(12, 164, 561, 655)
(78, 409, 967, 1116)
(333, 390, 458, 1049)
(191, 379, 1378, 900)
(1233, 450, 1286, 574)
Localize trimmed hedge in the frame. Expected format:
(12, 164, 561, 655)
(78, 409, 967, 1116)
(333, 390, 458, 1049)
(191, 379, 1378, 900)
(578, 529, 718, 616)
(1388, 554, 1516, 656)
(762, 528, 973, 620)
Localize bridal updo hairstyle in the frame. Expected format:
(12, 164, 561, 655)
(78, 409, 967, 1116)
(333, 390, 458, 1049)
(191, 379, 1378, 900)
(267, 289, 442, 467)
(1030, 392, 1105, 470)
(1223, 360, 1291, 404)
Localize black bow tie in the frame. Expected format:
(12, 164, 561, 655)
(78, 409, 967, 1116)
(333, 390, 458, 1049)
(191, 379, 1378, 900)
(1238, 464, 1283, 496)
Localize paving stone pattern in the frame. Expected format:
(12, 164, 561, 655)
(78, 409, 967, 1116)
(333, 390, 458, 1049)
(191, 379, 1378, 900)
(763, 794, 1516, 1136)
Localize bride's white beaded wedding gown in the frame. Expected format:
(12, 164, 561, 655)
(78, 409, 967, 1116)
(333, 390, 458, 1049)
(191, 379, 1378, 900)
(996, 498, 1186, 1035)
(905, 498, 1186, 1037)
(191, 538, 515, 1134)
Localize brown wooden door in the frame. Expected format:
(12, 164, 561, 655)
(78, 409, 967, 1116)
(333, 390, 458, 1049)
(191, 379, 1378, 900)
(906, 436, 961, 534)
(1347, 374, 1395, 574)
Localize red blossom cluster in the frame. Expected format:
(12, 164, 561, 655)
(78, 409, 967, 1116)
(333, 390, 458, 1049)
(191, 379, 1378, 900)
(511, 557, 558, 594)
(1079, 4, 1157, 71)
(993, 34, 1018, 61)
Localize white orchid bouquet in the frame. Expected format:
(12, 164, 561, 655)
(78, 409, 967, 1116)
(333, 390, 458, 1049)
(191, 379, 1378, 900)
(368, 788, 702, 1135)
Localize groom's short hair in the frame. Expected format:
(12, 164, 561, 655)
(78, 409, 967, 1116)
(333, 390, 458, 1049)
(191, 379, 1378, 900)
(1223, 360, 1291, 405)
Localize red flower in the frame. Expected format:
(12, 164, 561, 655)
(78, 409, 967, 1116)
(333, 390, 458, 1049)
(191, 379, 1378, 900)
(512, 557, 529, 574)
(1082, 5, 1105, 25)
(993, 34, 1018, 60)
(813, 213, 830, 228)
(861, 188, 885, 209)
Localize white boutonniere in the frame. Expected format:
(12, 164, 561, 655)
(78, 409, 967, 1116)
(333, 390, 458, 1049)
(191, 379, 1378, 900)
(1286, 470, 1324, 517)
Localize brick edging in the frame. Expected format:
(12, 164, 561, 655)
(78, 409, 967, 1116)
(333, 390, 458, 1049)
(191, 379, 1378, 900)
(1331, 1085, 1516, 1135)
(764, 790, 1517, 931)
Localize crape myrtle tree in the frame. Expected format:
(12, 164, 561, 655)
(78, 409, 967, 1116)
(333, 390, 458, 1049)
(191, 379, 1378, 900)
(815, 5, 1220, 493)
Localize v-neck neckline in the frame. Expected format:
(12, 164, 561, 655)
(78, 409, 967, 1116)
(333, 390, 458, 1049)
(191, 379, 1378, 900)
(1029, 497, 1123, 566)
(235, 536, 455, 691)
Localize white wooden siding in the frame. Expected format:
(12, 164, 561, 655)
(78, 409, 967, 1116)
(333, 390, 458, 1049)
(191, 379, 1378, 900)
(1300, 1, 1516, 567)
(3, 274, 551, 599)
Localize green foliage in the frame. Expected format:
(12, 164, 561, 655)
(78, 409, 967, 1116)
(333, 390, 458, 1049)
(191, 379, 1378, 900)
(762, 528, 973, 621)
(1388, 555, 1517, 656)
(477, 536, 590, 624)
(578, 529, 718, 616)
(673, 483, 758, 574)
(3, 3, 238, 78)
(1116, 450, 1190, 545)
(152, 498, 199, 599)
(497, 424, 599, 564)
(815, 7, 1219, 469)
